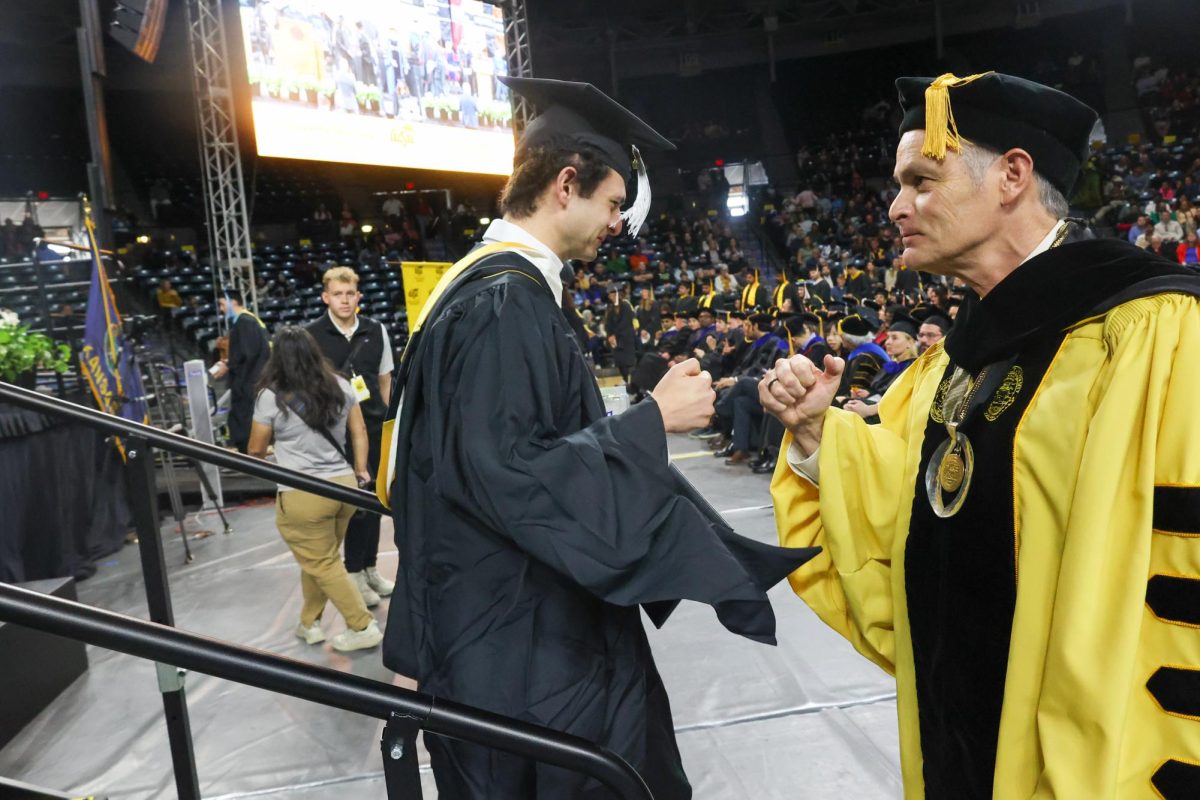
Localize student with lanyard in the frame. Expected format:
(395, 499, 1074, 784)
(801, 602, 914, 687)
(375, 77, 816, 798)
(213, 289, 270, 453)
(306, 266, 396, 608)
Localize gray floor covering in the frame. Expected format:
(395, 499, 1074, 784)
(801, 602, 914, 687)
(0, 435, 900, 799)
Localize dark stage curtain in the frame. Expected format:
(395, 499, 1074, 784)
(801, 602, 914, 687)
(0, 405, 131, 583)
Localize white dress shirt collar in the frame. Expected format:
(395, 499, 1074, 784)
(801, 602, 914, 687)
(1021, 218, 1068, 266)
(481, 218, 565, 300)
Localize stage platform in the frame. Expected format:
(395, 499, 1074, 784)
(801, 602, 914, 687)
(0, 434, 901, 799)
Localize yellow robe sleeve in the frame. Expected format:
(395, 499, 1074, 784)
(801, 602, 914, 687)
(770, 349, 946, 675)
(994, 294, 1200, 798)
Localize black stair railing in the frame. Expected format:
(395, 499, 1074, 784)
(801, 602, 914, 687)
(0, 381, 652, 800)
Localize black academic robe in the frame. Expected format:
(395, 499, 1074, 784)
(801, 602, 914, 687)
(604, 300, 638, 370)
(226, 312, 270, 449)
(384, 253, 815, 799)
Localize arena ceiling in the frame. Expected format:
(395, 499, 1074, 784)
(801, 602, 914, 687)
(525, 0, 1130, 78)
(0, 0, 1132, 89)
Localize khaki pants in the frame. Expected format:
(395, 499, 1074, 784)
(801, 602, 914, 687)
(275, 474, 374, 631)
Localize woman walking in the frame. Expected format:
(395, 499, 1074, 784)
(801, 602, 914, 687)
(248, 326, 383, 652)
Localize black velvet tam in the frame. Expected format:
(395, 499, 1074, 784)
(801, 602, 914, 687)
(896, 72, 1098, 197)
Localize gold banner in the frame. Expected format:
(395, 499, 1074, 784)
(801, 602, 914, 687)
(400, 261, 455, 325)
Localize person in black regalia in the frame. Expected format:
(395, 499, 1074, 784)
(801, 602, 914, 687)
(377, 77, 818, 799)
(213, 289, 270, 453)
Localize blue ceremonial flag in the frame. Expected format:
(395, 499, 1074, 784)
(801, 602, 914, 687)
(78, 214, 148, 434)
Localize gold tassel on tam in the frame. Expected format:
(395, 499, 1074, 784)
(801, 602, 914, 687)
(921, 71, 994, 160)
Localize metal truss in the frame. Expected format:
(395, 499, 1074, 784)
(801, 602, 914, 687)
(185, 0, 256, 318)
(503, 0, 536, 134)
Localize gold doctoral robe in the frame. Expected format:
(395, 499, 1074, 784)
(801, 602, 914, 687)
(772, 235, 1200, 799)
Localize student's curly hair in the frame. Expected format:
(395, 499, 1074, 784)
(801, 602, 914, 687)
(499, 144, 614, 219)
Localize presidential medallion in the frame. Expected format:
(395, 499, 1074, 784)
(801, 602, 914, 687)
(925, 428, 975, 518)
(938, 451, 965, 493)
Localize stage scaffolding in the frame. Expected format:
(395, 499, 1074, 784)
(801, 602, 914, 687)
(503, 0, 535, 134)
(185, 0, 256, 319)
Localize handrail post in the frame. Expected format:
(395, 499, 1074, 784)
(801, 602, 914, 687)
(126, 436, 202, 800)
(380, 712, 424, 799)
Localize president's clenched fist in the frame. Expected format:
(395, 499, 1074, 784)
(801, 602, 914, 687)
(759, 355, 845, 456)
(652, 358, 716, 433)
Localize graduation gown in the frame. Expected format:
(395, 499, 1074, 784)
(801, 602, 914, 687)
(771, 234, 1200, 799)
(384, 248, 816, 799)
(225, 311, 269, 448)
(604, 299, 638, 370)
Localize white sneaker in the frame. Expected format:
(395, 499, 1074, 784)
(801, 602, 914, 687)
(349, 571, 381, 607)
(295, 621, 325, 645)
(364, 566, 395, 597)
(330, 619, 383, 652)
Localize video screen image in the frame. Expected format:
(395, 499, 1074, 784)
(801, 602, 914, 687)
(239, 0, 515, 175)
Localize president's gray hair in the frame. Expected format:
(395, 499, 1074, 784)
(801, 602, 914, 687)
(959, 142, 1069, 219)
(840, 332, 873, 350)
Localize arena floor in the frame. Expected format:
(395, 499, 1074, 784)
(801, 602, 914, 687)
(0, 434, 901, 799)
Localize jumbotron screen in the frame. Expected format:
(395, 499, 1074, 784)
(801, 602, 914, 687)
(238, 0, 515, 175)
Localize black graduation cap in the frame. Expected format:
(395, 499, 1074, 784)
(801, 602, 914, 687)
(888, 311, 920, 339)
(896, 72, 1099, 198)
(923, 314, 952, 332)
(729, 310, 747, 320)
(500, 76, 677, 237)
(782, 315, 807, 337)
(798, 311, 823, 330)
(748, 312, 774, 328)
(838, 314, 874, 337)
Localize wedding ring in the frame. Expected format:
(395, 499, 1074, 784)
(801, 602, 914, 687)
(768, 377, 780, 390)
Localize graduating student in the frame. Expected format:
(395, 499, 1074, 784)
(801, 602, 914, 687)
(212, 290, 270, 453)
(765, 72, 1200, 799)
(378, 77, 816, 799)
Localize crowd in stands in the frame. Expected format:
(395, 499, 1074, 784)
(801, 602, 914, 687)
(8, 38, 1200, 479)
(553, 55, 1200, 476)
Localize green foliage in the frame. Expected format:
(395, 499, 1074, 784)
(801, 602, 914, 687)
(0, 320, 72, 382)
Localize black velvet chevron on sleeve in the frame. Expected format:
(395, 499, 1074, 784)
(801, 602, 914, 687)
(1146, 666, 1200, 720)
(1152, 759, 1200, 800)
(1153, 486, 1200, 535)
(1146, 574, 1200, 627)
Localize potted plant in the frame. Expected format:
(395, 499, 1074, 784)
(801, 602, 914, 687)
(303, 78, 319, 107)
(0, 309, 72, 390)
(319, 77, 335, 110)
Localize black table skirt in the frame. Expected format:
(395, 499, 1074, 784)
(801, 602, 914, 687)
(0, 405, 131, 582)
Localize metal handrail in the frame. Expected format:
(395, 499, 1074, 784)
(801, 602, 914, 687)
(0, 380, 385, 515)
(0, 380, 654, 797)
(0, 583, 652, 799)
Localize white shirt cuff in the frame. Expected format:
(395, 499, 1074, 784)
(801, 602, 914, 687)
(786, 442, 820, 485)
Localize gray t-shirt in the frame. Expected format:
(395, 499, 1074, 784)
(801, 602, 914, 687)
(253, 377, 357, 491)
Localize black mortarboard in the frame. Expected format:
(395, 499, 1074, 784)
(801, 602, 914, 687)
(500, 77, 676, 237)
(798, 312, 823, 330)
(838, 314, 874, 337)
(923, 314, 952, 332)
(909, 303, 935, 321)
(749, 312, 774, 328)
(888, 311, 920, 339)
(729, 310, 747, 320)
(782, 315, 807, 337)
(896, 72, 1099, 198)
